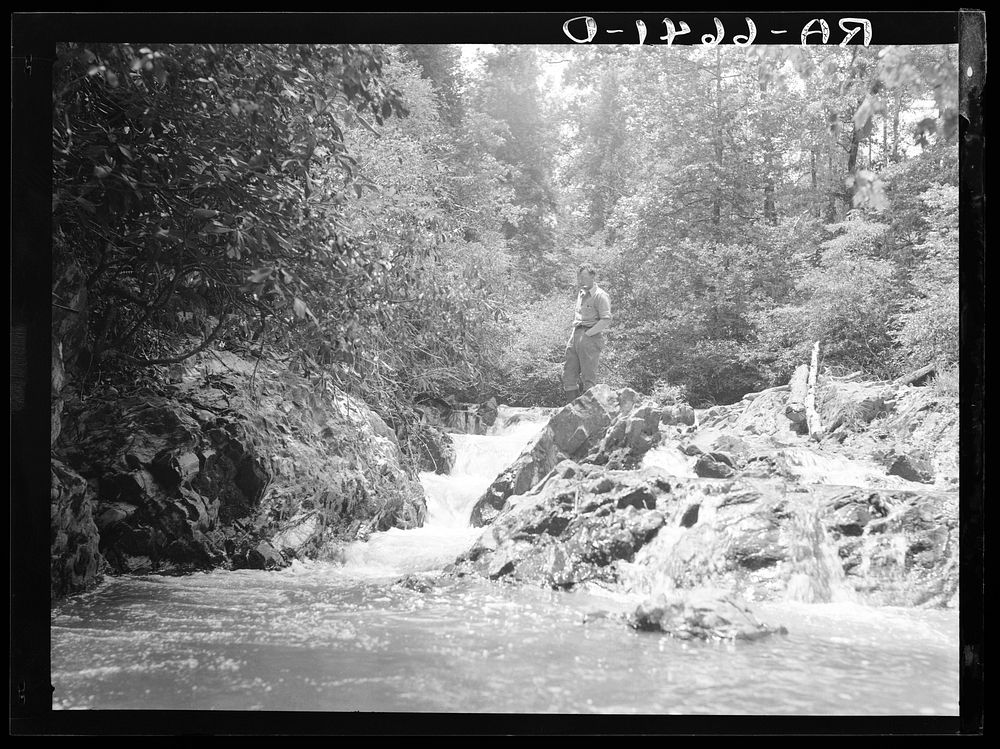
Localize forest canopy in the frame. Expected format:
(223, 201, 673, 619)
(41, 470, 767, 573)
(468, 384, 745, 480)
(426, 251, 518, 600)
(53, 42, 959, 415)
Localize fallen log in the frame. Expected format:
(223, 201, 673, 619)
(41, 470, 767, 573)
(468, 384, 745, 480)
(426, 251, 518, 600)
(784, 364, 810, 424)
(805, 341, 824, 440)
(895, 363, 936, 387)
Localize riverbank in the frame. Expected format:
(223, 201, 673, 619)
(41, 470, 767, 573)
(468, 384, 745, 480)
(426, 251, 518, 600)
(50, 346, 437, 599)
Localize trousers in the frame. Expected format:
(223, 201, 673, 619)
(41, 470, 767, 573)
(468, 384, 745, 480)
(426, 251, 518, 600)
(562, 325, 603, 393)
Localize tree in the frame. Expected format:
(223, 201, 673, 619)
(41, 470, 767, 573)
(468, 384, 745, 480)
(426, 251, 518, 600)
(53, 43, 406, 387)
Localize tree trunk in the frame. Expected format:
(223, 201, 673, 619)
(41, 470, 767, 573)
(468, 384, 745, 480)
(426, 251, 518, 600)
(785, 363, 810, 425)
(844, 115, 862, 211)
(805, 341, 824, 441)
(891, 89, 902, 163)
(712, 51, 723, 226)
(811, 148, 821, 219)
(825, 147, 837, 222)
(760, 73, 778, 226)
(895, 363, 936, 387)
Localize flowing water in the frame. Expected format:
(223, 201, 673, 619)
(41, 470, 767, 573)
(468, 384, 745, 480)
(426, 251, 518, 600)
(50, 406, 959, 714)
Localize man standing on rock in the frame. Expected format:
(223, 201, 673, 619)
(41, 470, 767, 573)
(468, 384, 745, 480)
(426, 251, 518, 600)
(563, 262, 612, 401)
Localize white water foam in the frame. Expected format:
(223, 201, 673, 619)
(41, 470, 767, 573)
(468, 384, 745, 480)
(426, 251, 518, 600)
(640, 443, 698, 477)
(338, 407, 551, 577)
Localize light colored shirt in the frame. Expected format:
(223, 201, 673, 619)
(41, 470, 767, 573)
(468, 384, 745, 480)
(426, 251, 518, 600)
(573, 284, 612, 331)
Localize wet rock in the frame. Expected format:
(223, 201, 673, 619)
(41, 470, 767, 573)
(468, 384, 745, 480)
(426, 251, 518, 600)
(627, 590, 788, 641)
(469, 437, 556, 527)
(414, 394, 498, 435)
(587, 402, 662, 465)
(395, 574, 435, 593)
(694, 454, 736, 478)
(470, 386, 661, 527)
(708, 451, 738, 469)
(413, 424, 456, 475)
(476, 397, 499, 429)
(236, 540, 287, 571)
(459, 443, 959, 608)
(847, 490, 959, 607)
(459, 466, 674, 589)
(887, 453, 935, 484)
(52, 349, 426, 591)
(51, 460, 103, 598)
(271, 510, 322, 557)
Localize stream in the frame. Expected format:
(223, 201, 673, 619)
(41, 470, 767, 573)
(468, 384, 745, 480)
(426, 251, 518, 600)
(50, 407, 959, 714)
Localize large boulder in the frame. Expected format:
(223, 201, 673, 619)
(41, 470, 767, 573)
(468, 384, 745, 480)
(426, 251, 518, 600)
(51, 348, 427, 589)
(456, 461, 673, 588)
(469, 386, 661, 526)
(51, 459, 102, 598)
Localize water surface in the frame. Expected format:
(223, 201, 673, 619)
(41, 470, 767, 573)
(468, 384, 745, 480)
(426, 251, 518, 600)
(51, 405, 959, 714)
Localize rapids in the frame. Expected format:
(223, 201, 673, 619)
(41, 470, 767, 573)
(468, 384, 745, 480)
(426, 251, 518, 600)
(50, 406, 959, 714)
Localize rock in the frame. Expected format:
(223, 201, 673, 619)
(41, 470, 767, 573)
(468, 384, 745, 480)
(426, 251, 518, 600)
(548, 385, 625, 455)
(414, 424, 456, 474)
(457, 435, 959, 608)
(236, 540, 287, 571)
(694, 454, 736, 478)
(395, 574, 435, 593)
(271, 510, 322, 556)
(458, 465, 674, 589)
(50, 460, 103, 598)
(730, 390, 797, 437)
(51, 348, 427, 591)
(887, 453, 935, 484)
(661, 404, 696, 426)
(627, 590, 788, 641)
(708, 451, 737, 469)
(476, 397, 499, 429)
(849, 490, 959, 607)
(470, 386, 661, 527)
(51, 258, 90, 384)
(150, 448, 201, 488)
(469, 429, 562, 527)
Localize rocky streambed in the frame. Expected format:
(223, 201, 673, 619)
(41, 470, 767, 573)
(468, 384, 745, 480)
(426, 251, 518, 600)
(49, 374, 960, 713)
(441, 382, 958, 639)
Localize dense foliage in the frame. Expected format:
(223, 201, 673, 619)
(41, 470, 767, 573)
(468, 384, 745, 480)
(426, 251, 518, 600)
(518, 43, 959, 406)
(53, 42, 960, 420)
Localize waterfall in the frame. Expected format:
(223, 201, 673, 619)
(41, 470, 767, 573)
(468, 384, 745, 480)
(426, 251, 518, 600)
(783, 489, 857, 604)
(338, 406, 551, 576)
